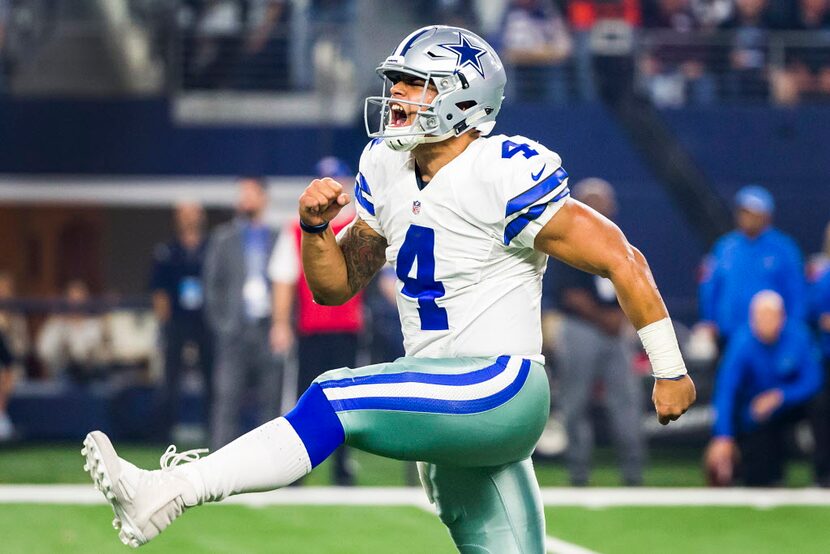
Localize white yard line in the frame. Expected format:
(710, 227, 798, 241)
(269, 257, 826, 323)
(2, 486, 830, 508)
(544, 535, 602, 554)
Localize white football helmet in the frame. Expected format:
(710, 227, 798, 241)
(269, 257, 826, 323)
(364, 25, 507, 152)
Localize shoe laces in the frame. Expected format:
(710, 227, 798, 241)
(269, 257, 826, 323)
(159, 445, 209, 471)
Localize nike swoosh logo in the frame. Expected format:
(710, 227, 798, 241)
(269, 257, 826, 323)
(531, 164, 546, 181)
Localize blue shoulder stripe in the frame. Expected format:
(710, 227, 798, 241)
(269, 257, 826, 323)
(505, 167, 569, 218)
(503, 188, 570, 245)
(354, 172, 375, 216)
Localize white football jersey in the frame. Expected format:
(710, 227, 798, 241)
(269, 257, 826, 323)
(348, 134, 570, 362)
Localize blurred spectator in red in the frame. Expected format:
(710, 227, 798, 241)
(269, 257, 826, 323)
(722, 0, 772, 101)
(705, 290, 822, 487)
(268, 157, 363, 486)
(771, 0, 830, 105)
(640, 0, 717, 106)
(0, 271, 30, 367)
(500, 0, 573, 104)
(567, 0, 642, 102)
(569, 0, 642, 30)
(36, 280, 110, 384)
(150, 201, 213, 442)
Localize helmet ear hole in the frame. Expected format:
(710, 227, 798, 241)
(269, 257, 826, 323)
(456, 100, 477, 111)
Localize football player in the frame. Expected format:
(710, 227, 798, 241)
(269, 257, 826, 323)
(83, 26, 696, 552)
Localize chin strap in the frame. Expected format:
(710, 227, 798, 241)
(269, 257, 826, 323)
(383, 109, 490, 151)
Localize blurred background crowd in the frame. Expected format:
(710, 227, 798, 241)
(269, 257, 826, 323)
(0, 0, 828, 104)
(0, 0, 829, 490)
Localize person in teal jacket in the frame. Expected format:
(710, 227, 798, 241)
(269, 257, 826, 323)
(705, 290, 822, 487)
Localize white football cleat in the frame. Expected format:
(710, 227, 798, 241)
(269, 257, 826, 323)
(82, 430, 207, 548)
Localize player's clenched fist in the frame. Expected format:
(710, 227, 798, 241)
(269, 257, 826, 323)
(652, 375, 696, 425)
(299, 178, 350, 227)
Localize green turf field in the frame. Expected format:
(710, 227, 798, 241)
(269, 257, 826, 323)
(1, 504, 828, 553)
(0, 444, 826, 553)
(545, 506, 830, 554)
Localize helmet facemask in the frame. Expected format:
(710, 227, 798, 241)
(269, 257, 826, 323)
(365, 71, 457, 152)
(363, 26, 507, 152)
(365, 70, 495, 152)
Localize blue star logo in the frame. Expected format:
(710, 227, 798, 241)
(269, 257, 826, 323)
(438, 33, 487, 78)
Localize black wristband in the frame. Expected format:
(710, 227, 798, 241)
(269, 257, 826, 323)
(299, 219, 329, 234)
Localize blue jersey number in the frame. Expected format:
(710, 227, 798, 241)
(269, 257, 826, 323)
(501, 139, 539, 160)
(397, 225, 449, 331)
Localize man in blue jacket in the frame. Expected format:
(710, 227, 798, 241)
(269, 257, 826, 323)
(810, 265, 830, 486)
(705, 290, 822, 486)
(699, 185, 806, 345)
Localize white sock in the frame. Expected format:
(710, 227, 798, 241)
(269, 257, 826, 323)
(176, 417, 311, 503)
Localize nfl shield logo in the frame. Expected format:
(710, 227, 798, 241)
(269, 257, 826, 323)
(412, 200, 421, 215)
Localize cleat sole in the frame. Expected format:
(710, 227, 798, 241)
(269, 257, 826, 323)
(83, 432, 147, 548)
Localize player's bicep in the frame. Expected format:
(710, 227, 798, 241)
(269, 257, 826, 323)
(337, 217, 388, 296)
(533, 198, 634, 277)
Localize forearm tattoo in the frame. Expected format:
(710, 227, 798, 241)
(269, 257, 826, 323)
(338, 219, 388, 295)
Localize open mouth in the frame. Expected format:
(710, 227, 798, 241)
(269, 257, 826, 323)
(388, 103, 410, 128)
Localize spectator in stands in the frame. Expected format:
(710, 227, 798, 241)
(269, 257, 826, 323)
(234, 0, 292, 91)
(698, 185, 806, 347)
(722, 0, 772, 101)
(150, 201, 213, 442)
(204, 177, 280, 450)
(416, 0, 480, 29)
(640, 0, 717, 106)
(544, 178, 645, 486)
(0, 330, 14, 441)
(183, 0, 245, 89)
(0, 0, 8, 91)
(810, 237, 830, 487)
(566, 0, 642, 102)
(499, 0, 573, 104)
(771, 0, 830, 105)
(0, 271, 30, 367)
(689, 0, 734, 28)
(298, 0, 358, 91)
(36, 280, 110, 384)
(268, 157, 363, 486)
(705, 290, 822, 486)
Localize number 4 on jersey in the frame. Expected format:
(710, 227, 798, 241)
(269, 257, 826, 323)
(501, 139, 539, 160)
(396, 225, 449, 331)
